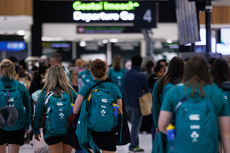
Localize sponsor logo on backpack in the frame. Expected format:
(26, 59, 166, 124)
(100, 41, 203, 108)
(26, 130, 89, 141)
(190, 125, 200, 129)
(101, 98, 108, 103)
(189, 114, 200, 121)
(190, 131, 199, 142)
(101, 109, 106, 116)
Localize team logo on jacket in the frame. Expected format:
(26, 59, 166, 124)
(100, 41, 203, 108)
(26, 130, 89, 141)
(101, 99, 108, 103)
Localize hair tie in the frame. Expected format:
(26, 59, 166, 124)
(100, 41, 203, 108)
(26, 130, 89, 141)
(1, 63, 10, 70)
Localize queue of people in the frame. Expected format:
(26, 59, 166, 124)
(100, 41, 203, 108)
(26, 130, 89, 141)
(0, 53, 230, 153)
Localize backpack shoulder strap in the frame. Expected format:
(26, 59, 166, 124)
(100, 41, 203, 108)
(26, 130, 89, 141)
(173, 84, 187, 113)
(174, 97, 187, 112)
(174, 84, 214, 112)
(83, 81, 107, 112)
(84, 81, 106, 99)
(0, 81, 3, 90)
(45, 92, 54, 105)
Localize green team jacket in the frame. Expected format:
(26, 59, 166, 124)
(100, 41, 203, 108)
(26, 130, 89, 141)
(152, 81, 174, 128)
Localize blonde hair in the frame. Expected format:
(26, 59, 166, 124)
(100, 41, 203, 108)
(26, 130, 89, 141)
(0, 59, 16, 80)
(43, 65, 76, 97)
(75, 59, 85, 69)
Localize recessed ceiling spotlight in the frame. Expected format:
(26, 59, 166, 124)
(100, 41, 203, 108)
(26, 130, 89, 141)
(110, 38, 118, 43)
(17, 30, 25, 36)
(102, 40, 108, 44)
(166, 39, 173, 43)
(80, 41, 86, 47)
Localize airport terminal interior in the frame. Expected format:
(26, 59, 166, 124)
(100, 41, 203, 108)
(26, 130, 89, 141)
(1, 0, 230, 153)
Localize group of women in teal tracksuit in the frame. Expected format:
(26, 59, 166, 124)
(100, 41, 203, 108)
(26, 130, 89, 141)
(152, 56, 230, 153)
(152, 57, 184, 130)
(0, 57, 124, 153)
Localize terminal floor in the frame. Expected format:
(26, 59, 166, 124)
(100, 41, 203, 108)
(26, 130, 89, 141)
(19, 132, 152, 153)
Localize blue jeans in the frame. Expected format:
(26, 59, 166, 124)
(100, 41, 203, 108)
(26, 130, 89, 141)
(125, 105, 143, 150)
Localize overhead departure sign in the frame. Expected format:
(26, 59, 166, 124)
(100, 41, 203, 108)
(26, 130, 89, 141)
(34, 1, 156, 29)
(73, 1, 140, 11)
(73, 11, 135, 22)
(72, 1, 156, 28)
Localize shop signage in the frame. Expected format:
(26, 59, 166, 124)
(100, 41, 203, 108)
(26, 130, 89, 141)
(0, 41, 26, 51)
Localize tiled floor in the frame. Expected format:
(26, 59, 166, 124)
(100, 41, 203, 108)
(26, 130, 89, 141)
(116, 133, 152, 153)
(19, 133, 152, 153)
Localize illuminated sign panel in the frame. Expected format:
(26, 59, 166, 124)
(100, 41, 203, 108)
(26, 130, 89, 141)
(77, 26, 141, 33)
(73, 11, 135, 22)
(0, 41, 26, 52)
(71, 1, 156, 28)
(72, 1, 140, 11)
(42, 42, 72, 61)
(34, 1, 156, 29)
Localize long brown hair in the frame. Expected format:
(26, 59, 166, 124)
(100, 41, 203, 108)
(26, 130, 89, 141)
(157, 57, 184, 94)
(210, 58, 230, 88)
(113, 55, 121, 71)
(183, 56, 212, 97)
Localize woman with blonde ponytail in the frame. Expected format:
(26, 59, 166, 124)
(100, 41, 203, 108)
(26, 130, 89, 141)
(0, 59, 31, 153)
(33, 65, 77, 153)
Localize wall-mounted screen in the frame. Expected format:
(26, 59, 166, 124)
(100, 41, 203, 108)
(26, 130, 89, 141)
(35, 1, 157, 29)
(221, 28, 230, 44)
(216, 43, 230, 55)
(42, 41, 72, 61)
(195, 28, 206, 46)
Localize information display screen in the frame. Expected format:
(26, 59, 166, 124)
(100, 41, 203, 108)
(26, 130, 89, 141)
(34, 1, 157, 29)
(221, 28, 230, 44)
(42, 41, 72, 61)
(216, 43, 230, 55)
(77, 26, 141, 33)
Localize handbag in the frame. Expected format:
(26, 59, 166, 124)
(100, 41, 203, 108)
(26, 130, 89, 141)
(115, 114, 131, 145)
(139, 93, 152, 116)
(65, 113, 81, 150)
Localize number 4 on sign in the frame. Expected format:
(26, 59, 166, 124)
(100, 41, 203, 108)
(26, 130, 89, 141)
(143, 9, 152, 23)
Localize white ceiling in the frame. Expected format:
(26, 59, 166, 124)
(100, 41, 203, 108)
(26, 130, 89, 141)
(0, 16, 32, 34)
